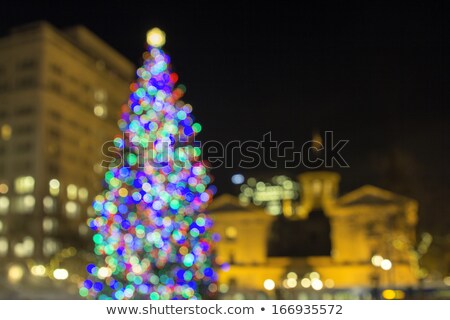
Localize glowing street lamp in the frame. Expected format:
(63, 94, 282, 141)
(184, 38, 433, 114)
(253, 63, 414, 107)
(264, 279, 275, 291)
(380, 259, 392, 271)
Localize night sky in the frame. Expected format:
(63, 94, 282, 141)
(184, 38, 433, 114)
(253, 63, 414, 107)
(1, 1, 448, 234)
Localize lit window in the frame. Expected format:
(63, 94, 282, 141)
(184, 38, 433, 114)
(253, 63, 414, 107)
(12, 195, 35, 214)
(43, 196, 55, 214)
(0, 196, 9, 214)
(78, 187, 88, 202)
(49, 179, 60, 196)
(94, 104, 107, 118)
(14, 236, 34, 258)
(43, 217, 57, 233)
(67, 184, 77, 200)
(65, 201, 80, 219)
(0, 183, 8, 194)
(1, 124, 12, 141)
(8, 264, 24, 283)
(43, 238, 59, 257)
(14, 176, 35, 194)
(225, 226, 238, 240)
(0, 237, 7, 256)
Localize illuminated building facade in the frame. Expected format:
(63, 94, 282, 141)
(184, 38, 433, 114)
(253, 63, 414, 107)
(210, 171, 419, 299)
(0, 22, 134, 284)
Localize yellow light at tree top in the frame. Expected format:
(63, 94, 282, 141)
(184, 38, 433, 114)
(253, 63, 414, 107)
(147, 28, 166, 47)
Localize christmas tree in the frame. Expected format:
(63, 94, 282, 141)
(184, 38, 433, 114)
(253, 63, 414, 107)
(80, 28, 218, 300)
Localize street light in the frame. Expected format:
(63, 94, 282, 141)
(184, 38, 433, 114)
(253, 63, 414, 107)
(264, 279, 275, 291)
(371, 255, 383, 267)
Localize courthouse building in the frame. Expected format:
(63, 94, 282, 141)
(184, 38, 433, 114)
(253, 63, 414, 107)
(210, 171, 419, 299)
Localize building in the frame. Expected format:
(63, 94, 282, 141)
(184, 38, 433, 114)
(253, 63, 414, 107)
(209, 171, 419, 299)
(0, 22, 134, 286)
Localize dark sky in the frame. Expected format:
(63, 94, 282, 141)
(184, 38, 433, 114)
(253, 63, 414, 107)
(1, 1, 449, 234)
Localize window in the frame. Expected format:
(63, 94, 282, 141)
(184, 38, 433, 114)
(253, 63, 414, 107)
(16, 77, 37, 89)
(65, 201, 80, 219)
(49, 64, 63, 76)
(14, 176, 35, 194)
(1, 124, 12, 140)
(16, 141, 33, 154)
(67, 184, 78, 200)
(15, 106, 35, 116)
(0, 196, 9, 214)
(94, 89, 107, 102)
(16, 59, 37, 70)
(67, 92, 80, 104)
(43, 196, 56, 214)
(0, 183, 8, 194)
(94, 104, 107, 118)
(49, 179, 60, 196)
(48, 162, 59, 176)
(49, 81, 62, 94)
(48, 128, 60, 139)
(12, 195, 35, 214)
(82, 83, 92, 93)
(13, 236, 34, 258)
(43, 238, 59, 257)
(13, 161, 32, 173)
(68, 75, 79, 85)
(14, 124, 34, 135)
(48, 110, 61, 121)
(43, 217, 58, 233)
(225, 226, 238, 240)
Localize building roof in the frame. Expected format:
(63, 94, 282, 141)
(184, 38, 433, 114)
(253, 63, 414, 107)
(1, 21, 134, 81)
(336, 184, 416, 207)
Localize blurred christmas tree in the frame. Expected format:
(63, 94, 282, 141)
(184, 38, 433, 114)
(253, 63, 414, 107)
(80, 28, 218, 300)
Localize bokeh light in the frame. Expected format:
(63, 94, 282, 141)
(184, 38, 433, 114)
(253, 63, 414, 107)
(146, 28, 166, 48)
(263, 279, 275, 291)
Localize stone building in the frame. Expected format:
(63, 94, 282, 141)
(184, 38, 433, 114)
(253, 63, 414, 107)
(209, 171, 419, 299)
(0, 22, 133, 284)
